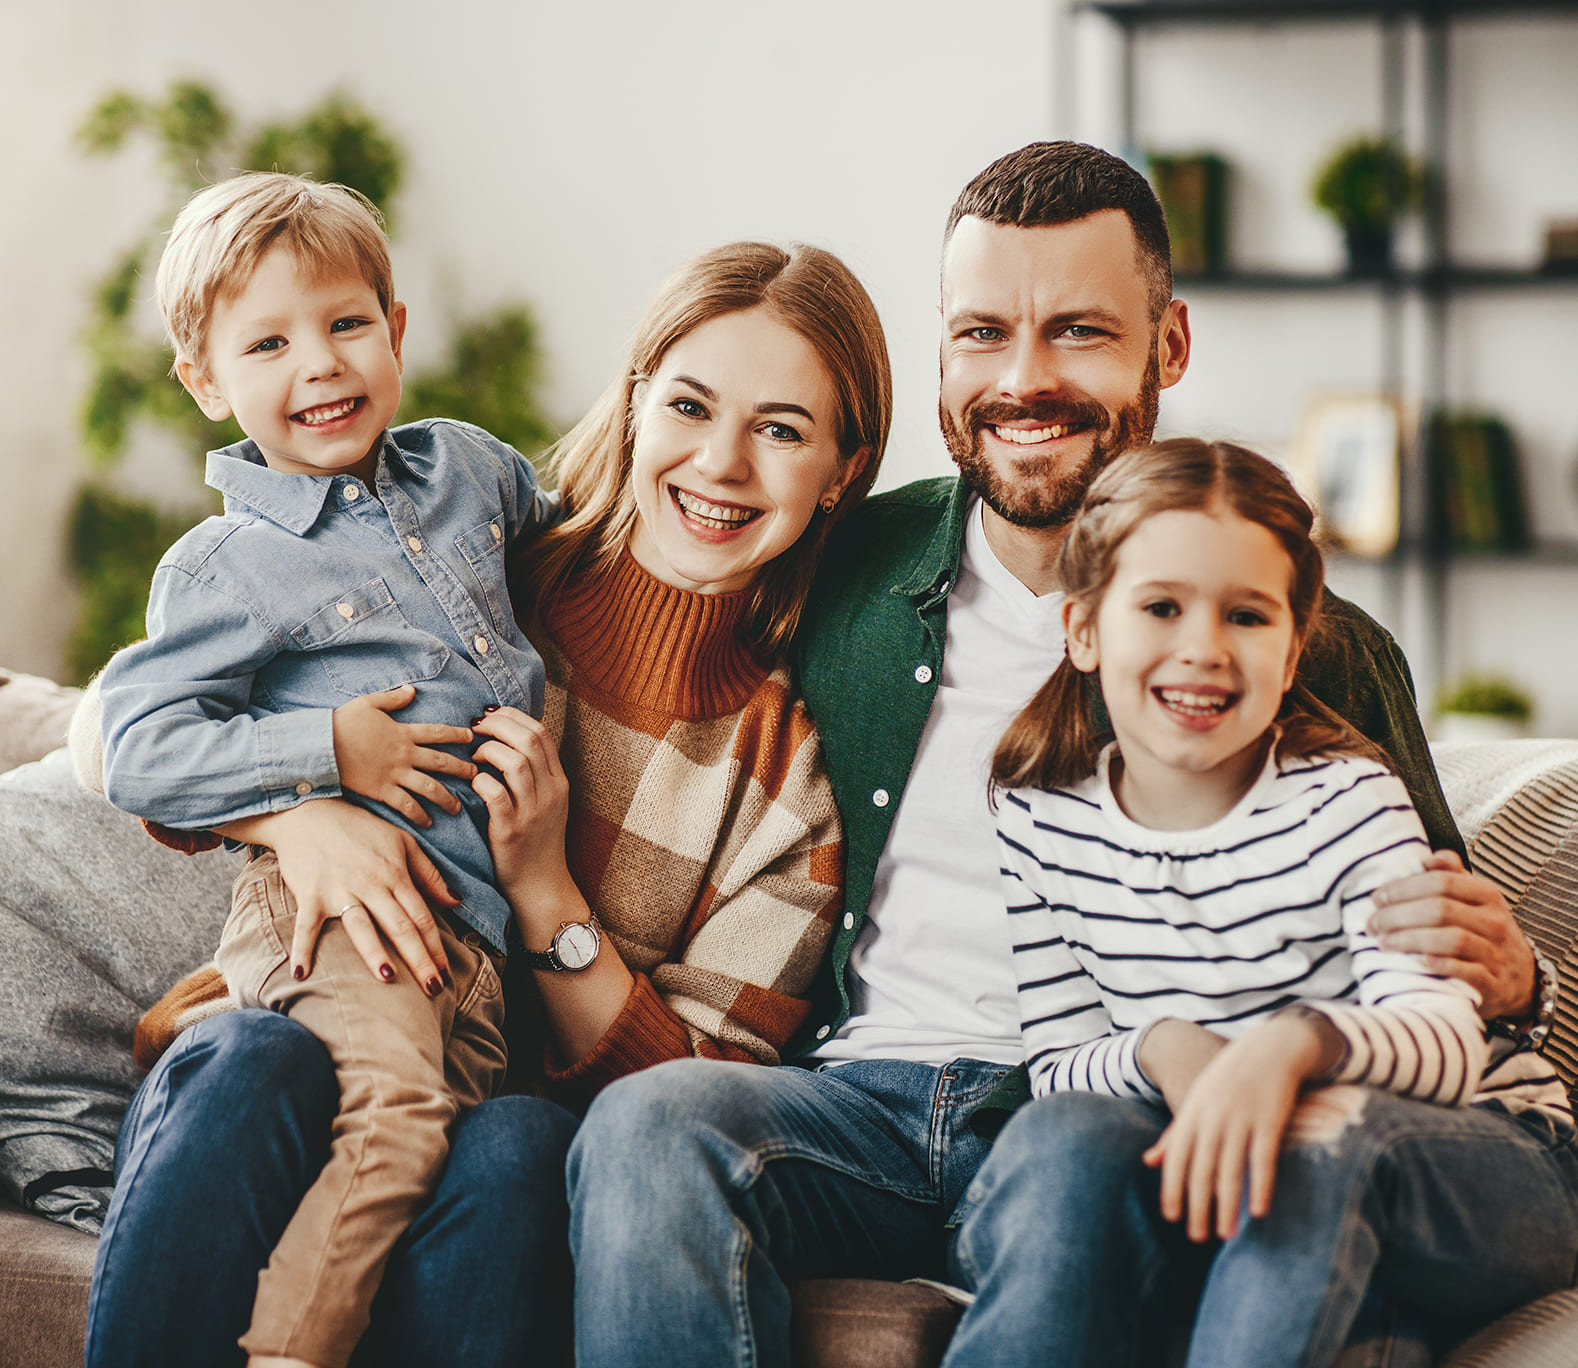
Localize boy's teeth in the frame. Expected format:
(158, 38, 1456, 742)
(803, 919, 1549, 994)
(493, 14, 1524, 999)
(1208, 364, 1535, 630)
(674, 490, 756, 525)
(297, 399, 358, 425)
(994, 424, 1072, 444)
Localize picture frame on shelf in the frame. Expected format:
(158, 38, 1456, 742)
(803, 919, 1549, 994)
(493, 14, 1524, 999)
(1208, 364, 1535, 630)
(1290, 392, 1405, 558)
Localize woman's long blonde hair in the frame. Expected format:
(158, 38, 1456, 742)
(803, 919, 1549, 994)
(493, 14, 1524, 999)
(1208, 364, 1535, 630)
(515, 241, 891, 655)
(992, 439, 1387, 795)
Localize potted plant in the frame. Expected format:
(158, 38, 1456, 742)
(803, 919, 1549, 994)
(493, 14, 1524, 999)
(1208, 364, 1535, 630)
(1433, 674, 1535, 744)
(1310, 135, 1425, 275)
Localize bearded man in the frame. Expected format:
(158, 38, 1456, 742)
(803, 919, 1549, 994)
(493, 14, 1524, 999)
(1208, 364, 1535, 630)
(567, 141, 1547, 1368)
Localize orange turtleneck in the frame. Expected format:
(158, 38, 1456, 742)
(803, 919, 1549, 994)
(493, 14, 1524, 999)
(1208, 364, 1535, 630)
(524, 546, 843, 1094)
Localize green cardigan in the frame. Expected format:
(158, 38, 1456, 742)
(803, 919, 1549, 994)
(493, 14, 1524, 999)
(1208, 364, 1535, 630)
(788, 475, 1463, 1100)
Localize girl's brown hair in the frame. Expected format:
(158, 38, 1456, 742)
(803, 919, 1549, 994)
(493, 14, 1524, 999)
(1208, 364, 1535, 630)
(991, 438, 1387, 796)
(515, 241, 891, 656)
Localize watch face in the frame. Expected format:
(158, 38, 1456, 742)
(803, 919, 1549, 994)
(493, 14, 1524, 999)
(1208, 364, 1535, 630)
(555, 920, 599, 970)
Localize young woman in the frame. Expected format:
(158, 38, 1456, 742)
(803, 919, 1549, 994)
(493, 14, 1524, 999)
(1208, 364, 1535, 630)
(82, 240, 890, 1368)
(979, 439, 1577, 1368)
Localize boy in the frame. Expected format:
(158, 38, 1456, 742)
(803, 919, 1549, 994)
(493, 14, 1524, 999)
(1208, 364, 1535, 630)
(98, 172, 553, 1368)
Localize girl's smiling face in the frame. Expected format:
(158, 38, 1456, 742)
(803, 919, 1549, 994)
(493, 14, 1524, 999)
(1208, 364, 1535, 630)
(626, 307, 864, 595)
(1064, 504, 1303, 828)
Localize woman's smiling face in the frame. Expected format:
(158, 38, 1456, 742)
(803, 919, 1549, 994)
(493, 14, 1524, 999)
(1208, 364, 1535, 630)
(627, 307, 860, 595)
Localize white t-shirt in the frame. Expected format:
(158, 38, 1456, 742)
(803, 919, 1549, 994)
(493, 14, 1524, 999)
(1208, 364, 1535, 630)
(815, 498, 1067, 1065)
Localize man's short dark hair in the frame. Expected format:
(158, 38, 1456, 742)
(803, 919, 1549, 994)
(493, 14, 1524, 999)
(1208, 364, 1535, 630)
(945, 141, 1173, 323)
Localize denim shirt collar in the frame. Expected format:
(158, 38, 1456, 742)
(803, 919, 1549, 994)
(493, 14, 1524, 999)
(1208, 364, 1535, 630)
(205, 432, 421, 535)
(891, 475, 974, 609)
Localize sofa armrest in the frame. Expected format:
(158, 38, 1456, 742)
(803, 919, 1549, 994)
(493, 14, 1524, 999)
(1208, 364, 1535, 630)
(1439, 1287, 1578, 1368)
(0, 669, 80, 776)
(1432, 740, 1578, 1105)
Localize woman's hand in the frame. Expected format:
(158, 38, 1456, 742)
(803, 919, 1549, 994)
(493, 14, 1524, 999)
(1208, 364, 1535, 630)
(221, 798, 455, 995)
(1370, 850, 1535, 1021)
(332, 684, 477, 827)
(1142, 1010, 1343, 1243)
(471, 708, 578, 922)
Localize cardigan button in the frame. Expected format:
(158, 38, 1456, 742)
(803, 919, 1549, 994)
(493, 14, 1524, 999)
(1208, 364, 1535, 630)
(914, 665, 933, 684)
(843, 912, 855, 930)
(873, 788, 890, 808)
(815, 1025, 831, 1040)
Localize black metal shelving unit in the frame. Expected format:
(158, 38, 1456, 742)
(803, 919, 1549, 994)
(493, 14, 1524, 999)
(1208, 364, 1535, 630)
(1070, 0, 1578, 686)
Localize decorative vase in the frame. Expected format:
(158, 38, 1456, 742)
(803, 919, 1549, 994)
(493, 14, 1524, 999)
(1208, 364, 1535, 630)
(1432, 711, 1531, 745)
(1343, 223, 1395, 276)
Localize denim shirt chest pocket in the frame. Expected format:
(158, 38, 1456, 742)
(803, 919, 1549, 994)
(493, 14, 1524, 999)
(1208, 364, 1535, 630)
(290, 576, 451, 697)
(456, 518, 514, 635)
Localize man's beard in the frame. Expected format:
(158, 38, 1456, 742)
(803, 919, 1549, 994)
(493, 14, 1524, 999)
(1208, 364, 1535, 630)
(940, 348, 1161, 529)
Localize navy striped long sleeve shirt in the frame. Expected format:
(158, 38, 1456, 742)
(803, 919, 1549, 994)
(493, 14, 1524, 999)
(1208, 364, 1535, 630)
(998, 746, 1565, 1120)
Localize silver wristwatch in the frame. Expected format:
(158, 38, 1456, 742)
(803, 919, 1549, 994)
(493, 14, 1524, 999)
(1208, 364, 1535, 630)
(524, 917, 602, 973)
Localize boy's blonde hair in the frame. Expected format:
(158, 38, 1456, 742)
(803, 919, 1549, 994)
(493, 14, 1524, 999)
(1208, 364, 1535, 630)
(155, 172, 394, 368)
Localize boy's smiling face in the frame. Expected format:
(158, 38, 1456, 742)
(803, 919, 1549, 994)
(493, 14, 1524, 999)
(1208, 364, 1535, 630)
(177, 244, 406, 484)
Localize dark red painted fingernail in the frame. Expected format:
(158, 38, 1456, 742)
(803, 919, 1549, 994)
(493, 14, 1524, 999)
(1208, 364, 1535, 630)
(470, 717, 485, 726)
(483, 704, 501, 713)
(293, 964, 306, 981)
(426, 976, 443, 997)
(379, 964, 397, 983)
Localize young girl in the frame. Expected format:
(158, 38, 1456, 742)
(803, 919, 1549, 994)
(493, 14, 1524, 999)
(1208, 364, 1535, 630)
(990, 439, 1576, 1368)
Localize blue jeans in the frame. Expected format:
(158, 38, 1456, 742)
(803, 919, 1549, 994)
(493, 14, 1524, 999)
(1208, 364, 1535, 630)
(567, 1056, 1011, 1368)
(568, 1057, 1578, 1368)
(84, 1010, 577, 1368)
(949, 1089, 1578, 1368)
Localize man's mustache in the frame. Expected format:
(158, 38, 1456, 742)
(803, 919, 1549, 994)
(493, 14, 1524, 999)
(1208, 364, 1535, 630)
(965, 396, 1109, 432)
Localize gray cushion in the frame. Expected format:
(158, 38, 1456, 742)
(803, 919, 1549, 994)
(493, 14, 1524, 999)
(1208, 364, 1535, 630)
(0, 749, 239, 1232)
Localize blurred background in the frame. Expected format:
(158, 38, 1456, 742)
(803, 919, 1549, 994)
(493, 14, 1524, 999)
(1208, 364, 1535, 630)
(3, 1, 1575, 732)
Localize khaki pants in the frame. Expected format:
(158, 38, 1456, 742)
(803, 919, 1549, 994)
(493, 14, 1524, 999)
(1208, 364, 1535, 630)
(215, 851, 507, 1368)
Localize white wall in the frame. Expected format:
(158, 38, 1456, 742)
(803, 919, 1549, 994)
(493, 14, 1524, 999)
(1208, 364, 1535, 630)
(0, 0, 1053, 680)
(4, 2, 1576, 731)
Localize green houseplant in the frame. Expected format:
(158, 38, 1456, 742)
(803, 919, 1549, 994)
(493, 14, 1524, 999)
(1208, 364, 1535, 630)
(1434, 674, 1535, 743)
(1310, 135, 1425, 275)
(67, 82, 555, 682)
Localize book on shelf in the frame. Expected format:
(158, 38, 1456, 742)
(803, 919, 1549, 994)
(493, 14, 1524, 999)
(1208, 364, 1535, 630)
(1426, 411, 1529, 554)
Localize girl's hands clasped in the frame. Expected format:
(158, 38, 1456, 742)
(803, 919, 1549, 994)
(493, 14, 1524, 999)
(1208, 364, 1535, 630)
(1142, 1010, 1344, 1243)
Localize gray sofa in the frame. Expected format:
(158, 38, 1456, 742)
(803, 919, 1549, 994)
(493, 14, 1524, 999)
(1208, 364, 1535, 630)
(5, 663, 1578, 1367)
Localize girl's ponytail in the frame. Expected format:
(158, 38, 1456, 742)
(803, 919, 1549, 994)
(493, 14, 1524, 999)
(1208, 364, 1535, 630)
(990, 659, 1106, 804)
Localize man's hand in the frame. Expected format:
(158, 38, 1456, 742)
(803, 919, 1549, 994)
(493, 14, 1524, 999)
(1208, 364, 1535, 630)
(332, 684, 477, 827)
(1370, 851, 1535, 1021)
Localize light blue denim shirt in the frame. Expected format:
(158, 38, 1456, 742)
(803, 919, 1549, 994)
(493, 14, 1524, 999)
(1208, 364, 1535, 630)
(100, 418, 555, 952)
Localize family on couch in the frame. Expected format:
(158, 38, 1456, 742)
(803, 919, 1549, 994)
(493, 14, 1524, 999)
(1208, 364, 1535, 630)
(46, 139, 1576, 1367)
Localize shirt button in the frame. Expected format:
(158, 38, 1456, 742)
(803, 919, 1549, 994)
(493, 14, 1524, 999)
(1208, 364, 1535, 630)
(873, 788, 890, 808)
(815, 1025, 831, 1040)
(474, 635, 490, 655)
(407, 536, 423, 553)
(914, 665, 933, 684)
(842, 912, 855, 930)
(294, 782, 313, 796)
(336, 602, 353, 619)
(491, 523, 502, 542)
(343, 484, 361, 502)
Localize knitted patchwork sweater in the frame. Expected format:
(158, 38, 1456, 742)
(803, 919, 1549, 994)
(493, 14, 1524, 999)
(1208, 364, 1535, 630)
(131, 549, 845, 1098)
